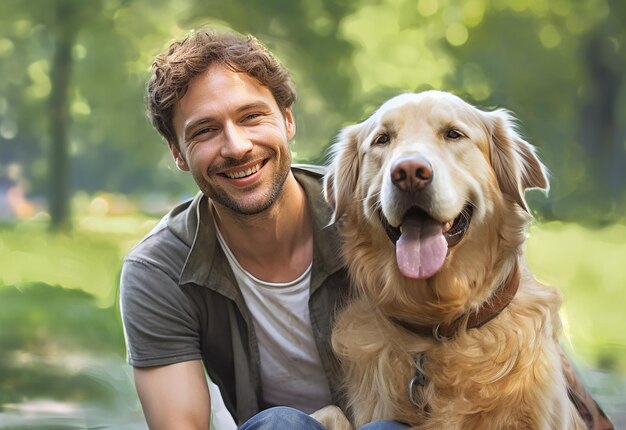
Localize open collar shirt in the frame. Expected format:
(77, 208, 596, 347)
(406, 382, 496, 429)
(120, 165, 350, 424)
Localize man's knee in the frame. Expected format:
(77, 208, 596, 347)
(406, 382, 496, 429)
(239, 406, 325, 430)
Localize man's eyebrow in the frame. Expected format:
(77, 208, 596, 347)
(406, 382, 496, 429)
(236, 101, 272, 113)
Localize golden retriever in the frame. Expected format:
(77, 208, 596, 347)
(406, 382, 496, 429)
(319, 91, 591, 429)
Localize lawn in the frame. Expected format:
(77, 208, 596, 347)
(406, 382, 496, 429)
(0, 214, 624, 426)
(0, 214, 158, 429)
(526, 221, 626, 373)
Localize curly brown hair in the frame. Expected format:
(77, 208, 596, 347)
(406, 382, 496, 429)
(146, 28, 296, 148)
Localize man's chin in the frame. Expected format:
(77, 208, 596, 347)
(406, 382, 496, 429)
(201, 157, 291, 216)
(205, 187, 282, 216)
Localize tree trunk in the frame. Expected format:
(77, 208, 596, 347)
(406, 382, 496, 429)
(48, 1, 77, 232)
(578, 0, 625, 216)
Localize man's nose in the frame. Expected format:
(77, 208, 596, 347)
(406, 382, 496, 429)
(221, 122, 253, 159)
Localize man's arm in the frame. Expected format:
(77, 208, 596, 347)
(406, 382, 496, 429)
(134, 360, 211, 430)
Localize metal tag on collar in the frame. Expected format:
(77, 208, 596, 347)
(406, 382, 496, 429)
(408, 353, 426, 407)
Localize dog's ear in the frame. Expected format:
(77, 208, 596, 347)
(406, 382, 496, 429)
(488, 109, 549, 213)
(324, 123, 361, 223)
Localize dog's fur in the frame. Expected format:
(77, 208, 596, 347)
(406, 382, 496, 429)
(320, 91, 586, 429)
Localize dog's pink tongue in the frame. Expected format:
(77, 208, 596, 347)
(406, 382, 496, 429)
(396, 216, 448, 279)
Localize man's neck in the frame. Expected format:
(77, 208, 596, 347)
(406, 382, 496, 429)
(212, 172, 313, 283)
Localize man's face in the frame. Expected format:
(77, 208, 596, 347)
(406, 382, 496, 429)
(170, 64, 296, 215)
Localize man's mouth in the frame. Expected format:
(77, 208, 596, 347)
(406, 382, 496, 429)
(379, 203, 474, 279)
(220, 161, 264, 179)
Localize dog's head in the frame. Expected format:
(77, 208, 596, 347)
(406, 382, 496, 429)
(324, 91, 548, 281)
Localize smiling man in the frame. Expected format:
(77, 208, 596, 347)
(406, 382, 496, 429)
(119, 29, 357, 430)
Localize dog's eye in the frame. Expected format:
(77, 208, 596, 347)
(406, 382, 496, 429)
(373, 134, 390, 145)
(446, 129, 464, 140)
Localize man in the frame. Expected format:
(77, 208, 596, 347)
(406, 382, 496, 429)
(121, 28, 612, 430)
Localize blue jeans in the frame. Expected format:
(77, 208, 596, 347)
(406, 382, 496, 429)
(238, 406, 409, 430)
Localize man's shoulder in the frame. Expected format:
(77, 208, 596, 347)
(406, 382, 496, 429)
(292, 164, 327, 198)
(292, 163, 327, 179)
(123, 195, 201, 279)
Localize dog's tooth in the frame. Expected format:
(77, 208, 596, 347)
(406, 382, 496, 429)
(443, 221, 452, 233)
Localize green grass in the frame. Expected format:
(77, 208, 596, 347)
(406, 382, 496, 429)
(0, 214, 157, 426)
(0, 215, 158, 307)
(526, 221, 626, 373)
(0, 283, 124, 405)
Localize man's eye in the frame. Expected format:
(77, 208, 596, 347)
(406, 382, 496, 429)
(373, 133, 390, 145)
(244, 113, 262, 121)
(192, 128, 214, 138)
(446, 129, 464, 140)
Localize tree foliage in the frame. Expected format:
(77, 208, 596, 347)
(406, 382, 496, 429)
(0, 0, 624, 227)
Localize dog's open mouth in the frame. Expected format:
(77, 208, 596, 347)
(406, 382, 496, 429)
(380, 203, 474, 280)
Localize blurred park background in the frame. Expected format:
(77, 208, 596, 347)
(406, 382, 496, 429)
(0, 0, 625, 428)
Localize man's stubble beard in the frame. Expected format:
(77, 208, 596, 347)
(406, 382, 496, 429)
(195, 150, 292, 216)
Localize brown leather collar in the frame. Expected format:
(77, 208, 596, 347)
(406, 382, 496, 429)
(390, 264, 521, 341)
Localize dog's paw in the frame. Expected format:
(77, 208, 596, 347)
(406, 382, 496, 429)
(310, 405, 353, 430)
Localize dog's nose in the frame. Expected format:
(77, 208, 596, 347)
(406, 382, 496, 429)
(391, 156, 433, 192)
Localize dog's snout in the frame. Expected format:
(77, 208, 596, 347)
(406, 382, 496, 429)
(391, 156, 433, 192)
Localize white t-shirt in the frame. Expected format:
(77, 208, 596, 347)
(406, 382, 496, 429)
(215, 225, 332, 414)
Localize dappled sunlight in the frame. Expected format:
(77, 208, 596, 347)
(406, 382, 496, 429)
(341, 6, 453, 94)
(0, 398, 146, 429)
(0, 207, 158, 304)
(0, 226, 127, 304)
(4, 400, 80, 416)
(0, 282, 146, 428)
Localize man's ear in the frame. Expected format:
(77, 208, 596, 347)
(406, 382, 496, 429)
(284, 107, 296, 140)
(168, 141, 190, 172)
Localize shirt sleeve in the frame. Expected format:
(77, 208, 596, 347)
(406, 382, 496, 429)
(120, 258, 203, 367)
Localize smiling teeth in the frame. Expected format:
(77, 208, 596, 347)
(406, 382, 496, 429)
(225, 163, 261, 179)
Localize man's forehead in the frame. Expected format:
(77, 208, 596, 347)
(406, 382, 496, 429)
(182, 65, 269, 105)
(173, 65, 277, 134)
